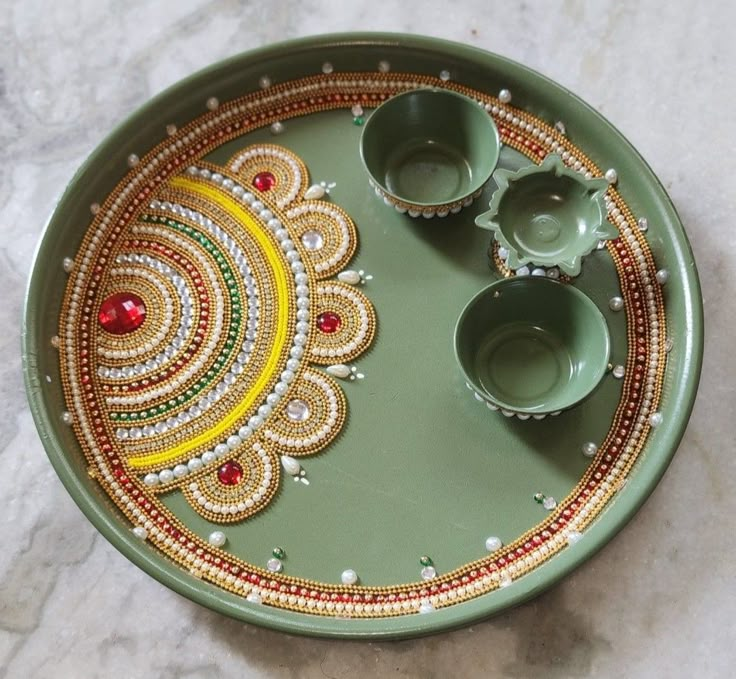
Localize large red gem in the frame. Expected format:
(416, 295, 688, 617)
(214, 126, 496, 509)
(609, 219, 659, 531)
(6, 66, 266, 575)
(217, 460, 243, 486)
(98, 292, 146, 335)
(252, 171, 276, 192)
(317, 311, 342, 334)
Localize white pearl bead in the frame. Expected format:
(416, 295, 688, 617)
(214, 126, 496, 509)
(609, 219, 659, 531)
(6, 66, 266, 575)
(341, 569, 358, 585)
(582, 442, 598, 458)
(208, 531, 227, 547)
(605, 168, 618, 184)
(485, 536, 503, 552)
(498, 88, 512, 104)
(649, 412, 663, 428)
(62, 257, 74, 272)
(566, 531, 583, 545)
(609, 296, 624, 311)
(612, 365, 625, 379)
(656, 269, 670, 285)
(132, 526, 148, 540)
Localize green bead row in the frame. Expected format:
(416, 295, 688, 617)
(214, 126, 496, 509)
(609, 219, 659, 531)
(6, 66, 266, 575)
(108, 215, 245, 422)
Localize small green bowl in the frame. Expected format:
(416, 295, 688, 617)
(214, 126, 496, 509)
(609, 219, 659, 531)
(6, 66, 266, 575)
(475, 154, 617, 277)
(454, 277, 610, 419)
(360, 88, 500, 218)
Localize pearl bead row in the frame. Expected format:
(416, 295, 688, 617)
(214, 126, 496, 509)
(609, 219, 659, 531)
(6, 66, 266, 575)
(106, 225, 226, 406)
(153, 199, 260, 344)
(98, 260, 187, 372)
(262, 372, 339, 449)
(286, 203, 351, 273)
(141, 185, 312, 483)
(187, 443, 273, 515)
(311, 284, 370, 358)
(227, 147, 302, 208)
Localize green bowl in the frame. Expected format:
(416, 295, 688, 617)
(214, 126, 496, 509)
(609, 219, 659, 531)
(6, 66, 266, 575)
(360, 88, 500, 218)
(454, 277, 611, 418)
(475, 154, 617, 276)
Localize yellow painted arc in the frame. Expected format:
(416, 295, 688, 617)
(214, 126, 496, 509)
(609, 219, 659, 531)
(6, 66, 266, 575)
(128, 177, 291, 468)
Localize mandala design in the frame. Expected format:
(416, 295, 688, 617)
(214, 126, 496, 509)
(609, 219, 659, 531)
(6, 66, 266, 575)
(90, 143, 375, 523)
(58, 71, 666, 619)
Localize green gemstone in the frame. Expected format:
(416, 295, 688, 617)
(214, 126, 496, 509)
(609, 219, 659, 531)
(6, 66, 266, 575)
(353, 116, 365, 126)
(419, 555, 433, 567)
(533, 493, 545, 504)
(272, 547, 286, 559)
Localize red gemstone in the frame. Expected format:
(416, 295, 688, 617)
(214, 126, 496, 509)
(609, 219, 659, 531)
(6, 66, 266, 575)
(253, 171, 276, 192)
(98, 292, 146, 334)
(317, 311, 342, 334)
(217, 460, 243, 486)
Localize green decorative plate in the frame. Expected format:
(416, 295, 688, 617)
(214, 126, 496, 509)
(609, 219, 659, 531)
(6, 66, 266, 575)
(22, 33, 703, 639)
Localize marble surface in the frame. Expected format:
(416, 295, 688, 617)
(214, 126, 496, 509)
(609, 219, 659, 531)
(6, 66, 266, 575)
(1, 1, 733, 677)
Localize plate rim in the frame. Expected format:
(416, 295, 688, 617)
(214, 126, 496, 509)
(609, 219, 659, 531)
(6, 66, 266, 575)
(22, 31, 704, 639)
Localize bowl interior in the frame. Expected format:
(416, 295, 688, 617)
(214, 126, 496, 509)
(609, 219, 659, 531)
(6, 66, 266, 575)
(496, 173, 604, 261)
(360, 89, 499, 206)
(455, 278, 610, 413)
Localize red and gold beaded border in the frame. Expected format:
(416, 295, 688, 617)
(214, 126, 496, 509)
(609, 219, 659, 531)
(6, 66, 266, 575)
(58, 71, 666, 618)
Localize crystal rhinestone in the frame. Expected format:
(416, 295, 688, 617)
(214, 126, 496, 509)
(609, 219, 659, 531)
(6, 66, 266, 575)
(612, 365, 625, 379)
(322, 62, 334, 74)
(267, 557, 283, 573)
(665, 337, 674, 353)
(98, 292, 146, 335)
(543, 496, 557, 510)
(421, 566, 437, 580)
(351, 104, 364, 117)
(208, 531, 227, 547)
(62, 257, 74, 272)
(50, 335, 60, 348)
(286, 399, 311, 422)
(485, 536, 503, 552)
(253, 172, 276, 192)
(377, 60, 391, 73)
(317, 311, 341, 334)
(554, 121, 567, 135)
(582, 442, 598, 458)
(439, 70, 451, 82)
(217, 460, 243, 486)
(419, 602, 435, 614)
(341, 569, 358, 585)
(638, 217, 649, 231)
(270, 121, 284, 135)
(61, 411, 73, 425)
(301, 230, 324, 250)
(206, 97, 219, 110)
(259, 75, 271, 89)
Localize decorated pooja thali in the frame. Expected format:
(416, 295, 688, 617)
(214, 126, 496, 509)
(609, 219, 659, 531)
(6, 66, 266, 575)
(22, 33, 703, 638)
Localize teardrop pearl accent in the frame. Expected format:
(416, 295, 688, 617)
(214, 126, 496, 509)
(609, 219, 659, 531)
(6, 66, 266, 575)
(304, 184, 326, 200)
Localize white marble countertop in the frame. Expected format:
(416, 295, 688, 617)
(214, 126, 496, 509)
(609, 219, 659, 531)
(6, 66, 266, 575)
(2, 1, 733, 677)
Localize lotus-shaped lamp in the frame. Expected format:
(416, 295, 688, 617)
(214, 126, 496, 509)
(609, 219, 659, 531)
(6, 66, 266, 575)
(475, 154, 617, 277)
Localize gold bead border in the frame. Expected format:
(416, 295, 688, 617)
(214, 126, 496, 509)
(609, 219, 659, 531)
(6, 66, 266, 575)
(58, 71, 667, 619)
